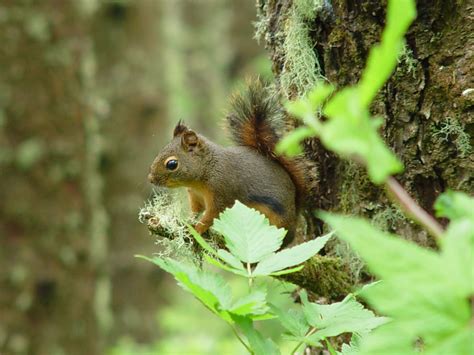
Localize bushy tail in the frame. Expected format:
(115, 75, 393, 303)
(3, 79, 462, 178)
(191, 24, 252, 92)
(226, 79, 317, 207)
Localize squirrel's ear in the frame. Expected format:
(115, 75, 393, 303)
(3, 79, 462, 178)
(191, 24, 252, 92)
(173, 120, 189, 137)
(181, 130, 200, 152)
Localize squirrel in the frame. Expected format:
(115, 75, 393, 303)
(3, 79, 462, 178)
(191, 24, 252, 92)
(148, 80, 315, 245)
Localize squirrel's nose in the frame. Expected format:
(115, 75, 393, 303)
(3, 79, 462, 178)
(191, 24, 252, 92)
(148, 173, 157, 184)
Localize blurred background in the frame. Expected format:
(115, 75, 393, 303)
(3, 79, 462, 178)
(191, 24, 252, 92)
(0, 0, 272, 354)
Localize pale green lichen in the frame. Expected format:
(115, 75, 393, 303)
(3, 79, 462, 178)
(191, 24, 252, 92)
(371, 204, 407, 232)
(139, 189, 201, 261)
(397, 44, 417, 77)
(433, 117, 472, 158)
(280, 0, 326, 98)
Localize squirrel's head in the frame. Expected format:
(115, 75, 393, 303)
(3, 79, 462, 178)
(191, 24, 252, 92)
(148, 121, 209, 188)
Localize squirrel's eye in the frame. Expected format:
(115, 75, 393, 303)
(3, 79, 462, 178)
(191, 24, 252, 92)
(165, 159, 178, 171)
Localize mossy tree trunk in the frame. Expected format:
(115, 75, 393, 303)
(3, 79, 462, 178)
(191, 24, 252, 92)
(256, 0, 473, 250)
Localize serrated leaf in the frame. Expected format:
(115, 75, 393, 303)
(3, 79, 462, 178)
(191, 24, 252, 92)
(434, 190, 474, 221)
(338, 333, 363, 355)
(212, 201, 286, 263)
(253, 232, 332, 276)
(300, 290, 388, 341)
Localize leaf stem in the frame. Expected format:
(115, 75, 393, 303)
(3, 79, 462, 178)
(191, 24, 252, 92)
(291, 327, 317, 355)
(385, 177, 444, 242)
(230, 325, 253, 354)
(247, 262, 253, 287)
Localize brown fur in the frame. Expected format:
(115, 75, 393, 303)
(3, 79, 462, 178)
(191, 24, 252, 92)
(227, 79, 311, 208)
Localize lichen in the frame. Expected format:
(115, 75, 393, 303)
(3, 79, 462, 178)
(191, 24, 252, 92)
(432, 117, 472, 158)
(139, 189, 203, 262)
(371, 204, 407, 232)
(280, 0, 326, 98)
(397, 44, 417, 77)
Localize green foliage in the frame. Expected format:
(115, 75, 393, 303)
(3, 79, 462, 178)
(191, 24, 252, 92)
(278, 0, 417, 184)
(320, 191, 474, 354)
(434, 190, 474, 221)
(191, 201, 332, 280)
(273, 290, 387, 352)
(139, 202, 382, 354)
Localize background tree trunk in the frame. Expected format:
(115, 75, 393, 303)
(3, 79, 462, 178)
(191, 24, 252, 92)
(256, 0, 473, 254)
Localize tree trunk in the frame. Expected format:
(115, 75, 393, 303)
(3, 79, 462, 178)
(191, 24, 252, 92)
(257, 0, 472, 237)
(255, 0, 473, 282)
(0, 2, 104, 354)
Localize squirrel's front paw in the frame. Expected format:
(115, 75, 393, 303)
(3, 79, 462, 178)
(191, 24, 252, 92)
(194, 222, 209, 235)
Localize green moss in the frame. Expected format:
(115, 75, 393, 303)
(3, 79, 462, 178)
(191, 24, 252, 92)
(280, 255, 352, 299)
(433, 117, 472, 158)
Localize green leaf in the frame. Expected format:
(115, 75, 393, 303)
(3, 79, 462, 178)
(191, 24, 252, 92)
(321, 212, 473, 353)
(285, 99, 313, 121)
(267, 265, 304, 276)
(137, 256, 234, 322)
(434, 191, 474, 221)
(229, 290, 270, 317)
(307, 83, 335, 108)
(276, 126, 314, 157)
(232, 315, 281, 355)
(217, 249, 246, 271)
(203, 253, 246, 275)
(270, 305, 309, 338)
(358, 0, 416, 107)
(322, 89, 403, 183)
(338, 333, 363, 355)
(212, 201, 286, 263)
(300, 290, 388, 341)
(442, 220, 474, 296)
(253, 232, 333, 276)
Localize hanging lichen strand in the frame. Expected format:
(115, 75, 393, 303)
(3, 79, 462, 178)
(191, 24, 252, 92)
(280, 0, 326, 98)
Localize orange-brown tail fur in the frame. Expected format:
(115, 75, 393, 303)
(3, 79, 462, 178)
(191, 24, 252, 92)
(226, 80, 313, 208)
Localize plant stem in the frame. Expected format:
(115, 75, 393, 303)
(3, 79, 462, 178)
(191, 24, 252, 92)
(291, 327, 317, 355)
(385, 177, 444, 242)
(231, 325, 253, 354)
(247, 262, 253, 287)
